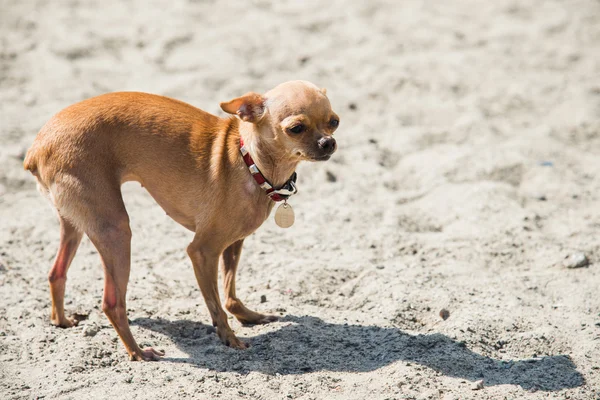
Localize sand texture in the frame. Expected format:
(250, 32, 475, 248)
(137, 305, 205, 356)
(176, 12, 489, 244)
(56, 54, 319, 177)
(1, 0, 600, 399)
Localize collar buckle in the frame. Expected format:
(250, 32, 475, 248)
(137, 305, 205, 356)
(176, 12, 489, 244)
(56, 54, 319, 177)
(271, 179, 297, 197)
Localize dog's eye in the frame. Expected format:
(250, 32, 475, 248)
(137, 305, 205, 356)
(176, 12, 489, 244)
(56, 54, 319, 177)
(329, 118, 339, 128)
(288, 124, 305, 134)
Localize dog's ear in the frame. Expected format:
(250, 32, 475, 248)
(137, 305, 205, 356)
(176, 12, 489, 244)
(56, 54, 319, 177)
(220, 92, 265, 123)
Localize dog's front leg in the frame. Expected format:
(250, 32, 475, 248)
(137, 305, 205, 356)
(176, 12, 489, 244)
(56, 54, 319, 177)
(187, 240, 248, 349)
(221, 240, 278, 325)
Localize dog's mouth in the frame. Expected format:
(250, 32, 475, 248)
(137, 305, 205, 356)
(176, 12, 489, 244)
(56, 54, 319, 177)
(311, 154, 331, 161)
(295, 151, 332, 162)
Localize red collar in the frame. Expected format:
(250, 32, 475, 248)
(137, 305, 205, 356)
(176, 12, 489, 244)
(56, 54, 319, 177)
(239, 137, 297, 202)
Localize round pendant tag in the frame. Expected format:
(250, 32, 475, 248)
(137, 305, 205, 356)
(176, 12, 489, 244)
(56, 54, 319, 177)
(274, 203, 295, 228)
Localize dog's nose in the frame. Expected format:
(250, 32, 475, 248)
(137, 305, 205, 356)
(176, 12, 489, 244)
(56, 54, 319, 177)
(318, 136, 337, 154)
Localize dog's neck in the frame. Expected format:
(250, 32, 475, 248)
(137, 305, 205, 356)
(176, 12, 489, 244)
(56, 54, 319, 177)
(237, 119, 299, 189)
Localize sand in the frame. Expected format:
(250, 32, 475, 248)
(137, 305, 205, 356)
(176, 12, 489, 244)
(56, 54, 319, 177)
(1, 0, 600, 399)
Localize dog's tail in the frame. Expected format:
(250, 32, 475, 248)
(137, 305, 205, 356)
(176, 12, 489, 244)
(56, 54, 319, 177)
(23, 144, 40, 176)
(23, 140, 54, 201)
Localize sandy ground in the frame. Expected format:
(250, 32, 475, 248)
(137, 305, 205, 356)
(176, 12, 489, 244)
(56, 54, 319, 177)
(1, 0, 600, 399)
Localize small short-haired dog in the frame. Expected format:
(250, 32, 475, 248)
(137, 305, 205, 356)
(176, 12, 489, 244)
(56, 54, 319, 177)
(24, 81, 339, 360)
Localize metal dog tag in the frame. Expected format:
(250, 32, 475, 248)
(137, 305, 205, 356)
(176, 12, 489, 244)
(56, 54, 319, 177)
(274, 202, 295, 228)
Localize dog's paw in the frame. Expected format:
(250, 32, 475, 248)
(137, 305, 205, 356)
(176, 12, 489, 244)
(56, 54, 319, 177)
(217, 328, 249, 350)
(130, 347, 165, 361)
(51, 316, 78, 328)
(237, 313, 279, 326)
(225, 337, 249, 350)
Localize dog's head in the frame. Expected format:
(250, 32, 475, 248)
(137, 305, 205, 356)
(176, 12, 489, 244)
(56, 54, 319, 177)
(220, 80, 339, 161)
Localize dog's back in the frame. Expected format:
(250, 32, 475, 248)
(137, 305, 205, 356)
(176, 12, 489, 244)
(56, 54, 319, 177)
(25, 91, 215, 179)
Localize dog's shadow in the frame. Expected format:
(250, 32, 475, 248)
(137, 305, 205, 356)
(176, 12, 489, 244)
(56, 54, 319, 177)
(132, 315, 584, 391)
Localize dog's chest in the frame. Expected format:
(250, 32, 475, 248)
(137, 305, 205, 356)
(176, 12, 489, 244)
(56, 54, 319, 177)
(238, 202, 271, 237)
(225, 192, 273, 239)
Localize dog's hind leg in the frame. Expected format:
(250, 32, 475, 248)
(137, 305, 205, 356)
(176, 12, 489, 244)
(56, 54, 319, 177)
(49, 171, 163, 361)
(84, 190, 164, 361)
(48, 215, 83, 327)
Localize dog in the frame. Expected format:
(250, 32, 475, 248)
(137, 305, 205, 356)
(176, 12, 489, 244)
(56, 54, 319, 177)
(23, 80, 339, 361)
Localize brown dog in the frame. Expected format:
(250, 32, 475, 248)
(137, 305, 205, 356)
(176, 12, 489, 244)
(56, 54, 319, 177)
(24, 81, 339, 361)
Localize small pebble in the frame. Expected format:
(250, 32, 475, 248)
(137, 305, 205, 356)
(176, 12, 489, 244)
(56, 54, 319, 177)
(325, 170, 337, 182)
(562, 252, 589, 269)
(471, 380, 484, 390)
(439, 309, 450, 320)
(82, 323, 100, 337)
(260, 295, 267, 303)
(348, 103, 357, 111)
